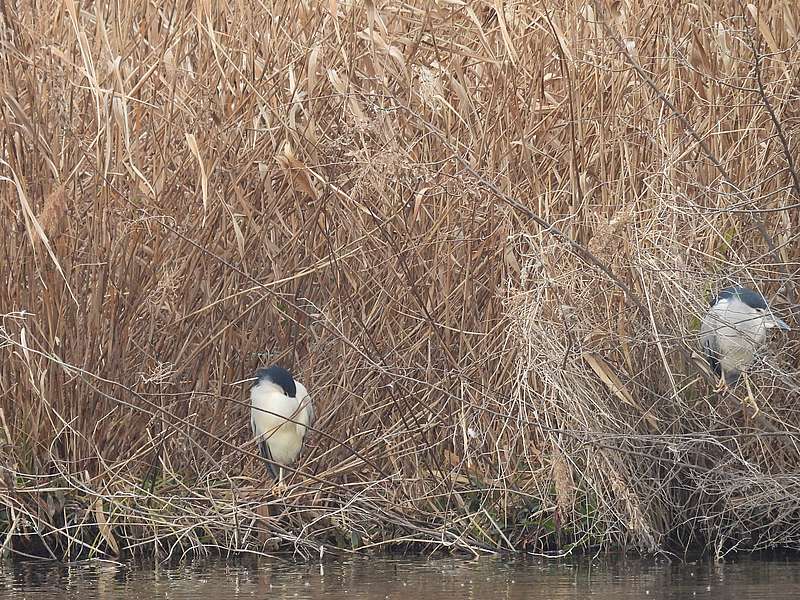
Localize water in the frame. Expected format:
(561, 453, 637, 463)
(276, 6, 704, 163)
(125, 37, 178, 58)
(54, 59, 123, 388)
(2, 554, 800, 599)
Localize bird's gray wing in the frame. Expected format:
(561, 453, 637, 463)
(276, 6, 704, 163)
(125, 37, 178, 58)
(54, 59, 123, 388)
(252, 417, 279, 480)
(699, 319, 721, 376)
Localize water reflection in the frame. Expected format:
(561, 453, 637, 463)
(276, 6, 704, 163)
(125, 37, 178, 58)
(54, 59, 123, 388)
(2, 554, 800, 599)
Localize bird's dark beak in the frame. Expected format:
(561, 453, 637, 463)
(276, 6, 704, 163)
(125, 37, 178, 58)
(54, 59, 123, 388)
(767, 316, 790, 331)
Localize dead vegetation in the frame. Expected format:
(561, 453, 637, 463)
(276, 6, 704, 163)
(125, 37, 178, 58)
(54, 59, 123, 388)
(1, 0, 800, 560)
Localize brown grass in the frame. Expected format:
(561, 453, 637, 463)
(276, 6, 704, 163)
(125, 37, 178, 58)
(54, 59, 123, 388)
(1, 0, 800, 560)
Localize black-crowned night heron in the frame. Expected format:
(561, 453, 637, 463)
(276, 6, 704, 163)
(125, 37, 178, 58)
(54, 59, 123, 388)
(250, 365, 314, 485)
(699, 285, 790, 390)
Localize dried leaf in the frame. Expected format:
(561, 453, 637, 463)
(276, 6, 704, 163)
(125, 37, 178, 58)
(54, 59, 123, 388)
(37, 185, 67, 243)
(494, 0, 519, 63)
(326, 69, 366, 121)
(2, 167, 78, 305)
(583, 352, 658, 428)
(412, 186, 429, 222)
(690, 30, 713, 73)
(747, 4, 781, 57)
(4, 94, 58, 180)
(275, 142, 319, 200)
(93, 498, 120, 556)
(185, 133, 209, 219)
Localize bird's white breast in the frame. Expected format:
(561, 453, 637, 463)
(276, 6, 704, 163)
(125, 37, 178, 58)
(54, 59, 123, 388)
(250, 380, 313, 466)
(703, 297, 767, 371)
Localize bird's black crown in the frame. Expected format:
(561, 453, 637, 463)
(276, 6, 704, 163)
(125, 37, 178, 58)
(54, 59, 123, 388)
(255, 365, 297, 398)
(711, 285, 768, 310)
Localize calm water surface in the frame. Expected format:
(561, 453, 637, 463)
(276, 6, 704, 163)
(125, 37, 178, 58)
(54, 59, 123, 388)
(3, 554, 800, 599)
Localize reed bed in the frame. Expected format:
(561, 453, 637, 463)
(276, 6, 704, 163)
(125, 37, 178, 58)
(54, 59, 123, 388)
(1, 0, 799, 560)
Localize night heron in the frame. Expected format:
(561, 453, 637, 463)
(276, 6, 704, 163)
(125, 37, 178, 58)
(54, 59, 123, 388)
(699, 285, 790, 391)
(250, 365, 314, 485)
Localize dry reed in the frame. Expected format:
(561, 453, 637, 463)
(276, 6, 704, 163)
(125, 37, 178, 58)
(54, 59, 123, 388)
(1, 0, 800, 561)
